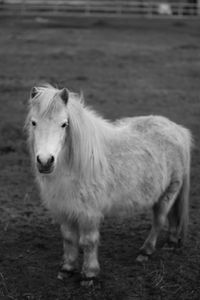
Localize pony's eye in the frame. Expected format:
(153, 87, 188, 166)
(61, 122, 68, 128)
(31, 120, 37, 127)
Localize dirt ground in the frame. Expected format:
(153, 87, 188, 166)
(0, 17, 200, 300)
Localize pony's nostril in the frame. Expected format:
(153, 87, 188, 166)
(37, 155, 42, 165)
(50, 156, 54, 164)
(46, 155, 54, 167)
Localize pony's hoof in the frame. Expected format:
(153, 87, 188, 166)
(81, 279, 94, 287)
(136, 245, 154, 263)
(136, 254, 149, 263)
(167, 236, 182, 248)
(80, 276, 98, 287)
(164, 238, 182, 251)
(57, 269, 75, 280)
(57, 272, 65, 280)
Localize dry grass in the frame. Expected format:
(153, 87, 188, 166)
(0, 17, 200, 300)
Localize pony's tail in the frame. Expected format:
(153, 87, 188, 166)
(173, 129, 192, 243)
(177, 167, 190, 243)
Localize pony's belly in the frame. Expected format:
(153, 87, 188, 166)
(109, 188, 156, 213)
(38, 171, 161, 222)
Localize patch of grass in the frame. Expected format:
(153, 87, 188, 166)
(0, 18, 200, 300)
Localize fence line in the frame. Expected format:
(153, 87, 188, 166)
(0, 0, 199, 18)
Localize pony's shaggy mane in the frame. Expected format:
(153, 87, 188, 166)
(65, 89, 115, 180)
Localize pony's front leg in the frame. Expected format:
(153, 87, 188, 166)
(58, 220, 79, 279)
(79, 220, 100, 286)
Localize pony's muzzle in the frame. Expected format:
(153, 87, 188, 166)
(36, 154, 55, 174)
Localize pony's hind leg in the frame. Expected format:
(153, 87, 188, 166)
(58, 219, 79, 279)
(167, 202, 181, 245)
(79, 219, 100, 286)
(136, 180, 182, 262)
(168, 174, 189, 246)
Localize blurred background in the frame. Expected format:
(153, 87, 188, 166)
(0, 2, 200, 300)
(0, 0, 200, 17)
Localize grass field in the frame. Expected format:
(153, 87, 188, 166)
(0, 17, 200, 300)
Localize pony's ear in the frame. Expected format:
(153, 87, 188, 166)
(59, 88, 69, 105)
(30, 87, 39, 99)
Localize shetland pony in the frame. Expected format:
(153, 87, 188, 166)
(26, 84, 192, 285)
